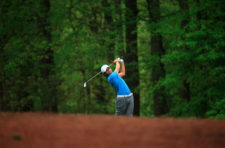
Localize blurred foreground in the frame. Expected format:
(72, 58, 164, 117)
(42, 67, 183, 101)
(0, 112, 225, 148)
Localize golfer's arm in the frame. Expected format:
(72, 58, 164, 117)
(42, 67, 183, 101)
(115, 61, 120, 73)
(119, 62, 125, 77)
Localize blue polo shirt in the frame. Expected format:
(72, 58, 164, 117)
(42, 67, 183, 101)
(107, 71, 131, 95)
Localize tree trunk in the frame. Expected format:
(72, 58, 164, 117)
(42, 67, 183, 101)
(0, 1, 11, 111)
(0, 49, 3, 110)
(102, 0, 115, 59)
(147, 0, 168, 116)
(39, 0, 57, 112)
(178, 0, 190, 101)
(115, 0, 125, 57)
(125, 0, 140, 116)
(196, 0, 201, 29)
(0, 36, 7, 111)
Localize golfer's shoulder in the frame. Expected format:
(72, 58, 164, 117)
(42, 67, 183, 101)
(112, 71, 119, 76)
(108, 71, 117, 79)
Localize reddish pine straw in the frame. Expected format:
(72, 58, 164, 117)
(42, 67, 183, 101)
(0, 112, 225, 148)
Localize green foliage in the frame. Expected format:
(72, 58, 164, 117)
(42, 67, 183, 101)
(0, 0, 224, 118)
(206, 98, 225, 119)
(159, 0, 225, 118)
(138, 0, 225, 118)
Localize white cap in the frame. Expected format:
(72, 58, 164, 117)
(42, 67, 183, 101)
(101, 65, 109, 73)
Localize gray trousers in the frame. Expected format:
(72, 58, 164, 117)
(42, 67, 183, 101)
(115, 94, 134, 116)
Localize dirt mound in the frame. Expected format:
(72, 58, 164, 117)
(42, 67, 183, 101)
(0, 112, 225, 148)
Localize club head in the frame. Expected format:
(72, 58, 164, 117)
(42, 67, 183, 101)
(83, 82, 87, 88)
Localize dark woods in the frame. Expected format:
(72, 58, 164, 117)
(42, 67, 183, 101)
(0, 0, 224, 118)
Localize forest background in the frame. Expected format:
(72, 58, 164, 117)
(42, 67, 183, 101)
(0, 0, 224, 118)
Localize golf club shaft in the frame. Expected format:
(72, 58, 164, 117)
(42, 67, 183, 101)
(85, 63, 113, 84)
(85, 71, 101, 83)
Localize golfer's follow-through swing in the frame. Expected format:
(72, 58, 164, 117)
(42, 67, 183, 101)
(83, 57, 134, 116)
(101, 58, 134, 116)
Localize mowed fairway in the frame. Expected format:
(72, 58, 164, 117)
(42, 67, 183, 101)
(0, 112, 225, 148)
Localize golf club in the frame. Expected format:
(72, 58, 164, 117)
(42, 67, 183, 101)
(83, 63, 112, 88)
(83, 57, 123, 88)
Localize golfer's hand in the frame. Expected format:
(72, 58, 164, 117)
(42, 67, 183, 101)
(118, 58, 124, 62)
(113, 59, 119, 64)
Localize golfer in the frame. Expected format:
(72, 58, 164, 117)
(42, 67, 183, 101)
(101, 58, 134, 116)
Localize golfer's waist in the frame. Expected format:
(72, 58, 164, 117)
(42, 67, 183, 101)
(117, 93, 133, 98)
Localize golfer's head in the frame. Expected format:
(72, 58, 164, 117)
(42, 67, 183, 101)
(101, 65, 112, 76)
